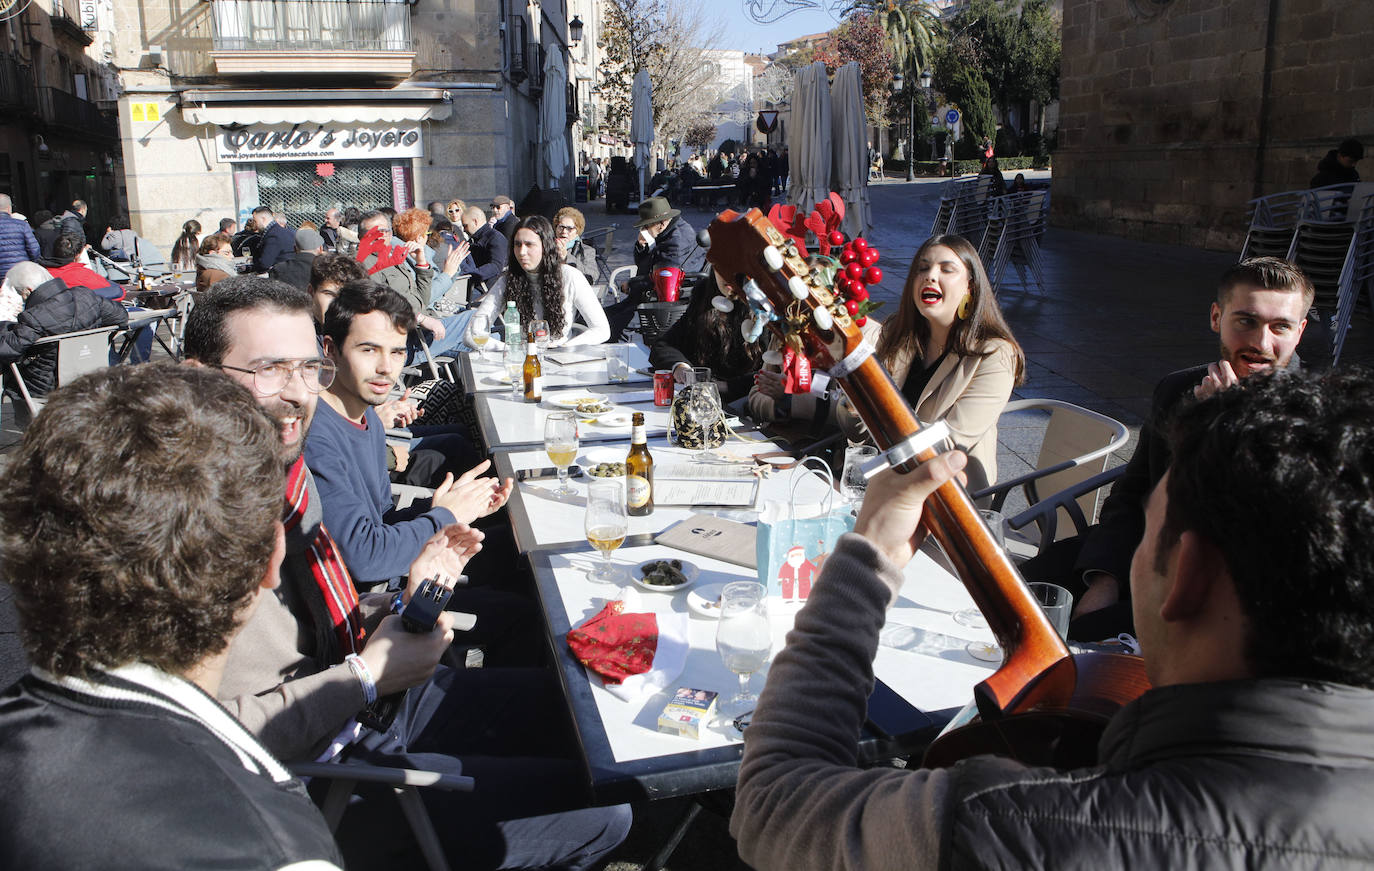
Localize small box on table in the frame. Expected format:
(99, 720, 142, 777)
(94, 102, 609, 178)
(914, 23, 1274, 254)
(657, 687, 719, 739)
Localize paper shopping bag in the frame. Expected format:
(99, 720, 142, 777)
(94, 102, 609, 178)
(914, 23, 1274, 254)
(756, 459, 855, 604)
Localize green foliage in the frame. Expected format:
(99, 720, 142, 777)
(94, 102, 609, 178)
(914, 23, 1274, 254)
(842, 0, 942, 79)
(934, 37, 996, 142)
(948, 0, 1061, 127)
(813, 14, 895, 127)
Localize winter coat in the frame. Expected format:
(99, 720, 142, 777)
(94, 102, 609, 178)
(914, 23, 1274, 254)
(0, 277, 128, 399)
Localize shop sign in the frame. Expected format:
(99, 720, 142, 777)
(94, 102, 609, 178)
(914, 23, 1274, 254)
(216, 122, 424, 163)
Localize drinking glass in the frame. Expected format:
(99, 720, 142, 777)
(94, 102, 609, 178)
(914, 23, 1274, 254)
(605, 344, 630, 383)
(544, 412, 580, 497)
(716, 581, 772, 720)
(584, 478, 628, 584)
(953, 510, 1007, 630)
(503, 339, 526, 400)
(689, 366, 712, 387)
(685, 381, 723, 461)
(1029, 582, 1074, 639)
(529, 319, 550, 354)
(468, 312, 492, 362)
(840, 444, 879, 506)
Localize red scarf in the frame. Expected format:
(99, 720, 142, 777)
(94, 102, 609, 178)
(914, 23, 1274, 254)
(284, 456, 365, 660)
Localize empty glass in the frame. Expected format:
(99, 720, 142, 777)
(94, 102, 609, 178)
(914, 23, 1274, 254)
(605, 344, 631, 383)
(840, 444, 879, 506)
(529, 319, 550, 354)
(685, 381, 723, 461)
(503, 338, 525, 400)
(955, 509, 1008, 661)
(1029, 582, 1074, 639)
(715, 581, 771, 720)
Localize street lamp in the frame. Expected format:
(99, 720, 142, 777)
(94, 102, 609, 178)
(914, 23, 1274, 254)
(569, 15, 584, 44)
(920, 68, 934, 162)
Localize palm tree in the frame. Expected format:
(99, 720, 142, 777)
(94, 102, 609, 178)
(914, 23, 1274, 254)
(843, 0, 942, 77)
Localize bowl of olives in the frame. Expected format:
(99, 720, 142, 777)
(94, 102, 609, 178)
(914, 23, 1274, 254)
(631, 558, 699, 593)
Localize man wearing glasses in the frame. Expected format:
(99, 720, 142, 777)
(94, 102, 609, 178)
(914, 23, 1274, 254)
(490, 194, 518, 245)
(184, 277, 630, 870)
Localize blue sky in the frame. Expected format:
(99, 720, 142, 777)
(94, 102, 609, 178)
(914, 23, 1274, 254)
(707, 0, 846, 54)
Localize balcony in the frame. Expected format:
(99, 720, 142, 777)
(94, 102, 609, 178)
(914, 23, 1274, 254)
(49, 0, 95, 44)
(38, 87, 119, 141)
(0, 53, 39, 117)
(209, 0, 415, 78)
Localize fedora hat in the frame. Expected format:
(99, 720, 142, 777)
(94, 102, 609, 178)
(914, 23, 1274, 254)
(634, 197, 680, 229)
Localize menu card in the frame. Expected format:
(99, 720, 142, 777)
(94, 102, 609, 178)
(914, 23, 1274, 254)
(655, 514, 758, 569)
(653, 463, 758, 507)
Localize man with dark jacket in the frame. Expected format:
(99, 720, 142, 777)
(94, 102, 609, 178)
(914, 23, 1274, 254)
(1310, 137, 1363, 187)
(57, 199, 87, 242)
(459, 205, 508, 289)
(1019, 257, 1313, 640)
(0, 363, 345, 869)
(631, 196, 704, 278)
(249, 206, 296, 272)
(268, 227, 323, 291)
(0, 194, 40, 279)
(489, 195, 517, 245)
(733, 364, 1374, 870)
(0, 274, 128, 405)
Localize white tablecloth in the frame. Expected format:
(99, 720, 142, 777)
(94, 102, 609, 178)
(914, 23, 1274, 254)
(460, 345, 653, 394)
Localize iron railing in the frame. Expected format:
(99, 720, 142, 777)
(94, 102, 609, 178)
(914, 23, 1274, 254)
(210, 0, 413, 52)
(0, 53, 39, 115)
(38, 87, 119, 140)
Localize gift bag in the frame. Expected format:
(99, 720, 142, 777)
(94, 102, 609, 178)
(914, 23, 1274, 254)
(756, 459, 855, 604)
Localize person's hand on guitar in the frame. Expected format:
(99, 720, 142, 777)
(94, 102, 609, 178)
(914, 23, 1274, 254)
(853, 450, 967, 590)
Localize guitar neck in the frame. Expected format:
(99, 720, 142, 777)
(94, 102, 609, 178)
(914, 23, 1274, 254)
(809, 333, 1073, 716)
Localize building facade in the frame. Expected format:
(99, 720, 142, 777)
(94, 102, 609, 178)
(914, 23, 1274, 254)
(1, 0, 123, 231)
(107, 0, 577, 244)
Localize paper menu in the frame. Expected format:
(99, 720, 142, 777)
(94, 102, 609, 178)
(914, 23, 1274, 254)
(653, 463, 758, 506)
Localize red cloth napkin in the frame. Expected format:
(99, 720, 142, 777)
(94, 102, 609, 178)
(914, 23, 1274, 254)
(566, 601, 659, 685)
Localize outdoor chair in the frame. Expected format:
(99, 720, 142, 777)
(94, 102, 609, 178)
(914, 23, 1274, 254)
(982, 191, 1050, 295)
(6, 325, 123, 420)
(1330, 189, 1374, 366)
(291, 760, 474, 871)
(970, 398, 1130, 556)
(635, 301, 689, 348)
(1240, 188, 1309, 260)
(581, 225, 618, 289)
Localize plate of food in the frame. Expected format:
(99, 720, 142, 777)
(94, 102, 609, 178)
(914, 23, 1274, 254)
(585, 409, 632, 428)
(631, 559, 699, 593)
(546, 392, 609, 413)
(686, 583, 726, 618)
(580, 447, 627, 479)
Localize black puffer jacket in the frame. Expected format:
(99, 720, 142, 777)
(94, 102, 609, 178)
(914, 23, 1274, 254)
(0, 277, 128, 399)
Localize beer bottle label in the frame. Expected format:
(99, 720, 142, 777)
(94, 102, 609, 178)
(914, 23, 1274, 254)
(627, 474, 651, 509)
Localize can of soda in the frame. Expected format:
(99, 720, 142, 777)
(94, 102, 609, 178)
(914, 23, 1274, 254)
(654, 370, 674, 406)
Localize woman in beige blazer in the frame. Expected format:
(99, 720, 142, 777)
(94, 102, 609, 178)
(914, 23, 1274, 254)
(839, 234, 1025, 493)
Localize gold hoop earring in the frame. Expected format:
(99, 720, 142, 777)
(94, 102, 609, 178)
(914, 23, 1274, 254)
(957, 295, 972, 320)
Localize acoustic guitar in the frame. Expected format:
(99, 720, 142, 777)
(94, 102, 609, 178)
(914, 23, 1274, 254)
(703, 208, 1149, 768)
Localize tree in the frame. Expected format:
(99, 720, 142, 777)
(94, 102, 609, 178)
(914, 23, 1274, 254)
(812, 14, 894, 127)
(683, 117, 718, 152)
(843, 0, 942, 80)
(933, 31, 995, 146)
(596, 0, 725, 143)
(947, 0, 1061, 131)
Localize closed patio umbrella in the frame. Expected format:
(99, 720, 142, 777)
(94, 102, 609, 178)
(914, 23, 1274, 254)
(830, 62, 871, 238)
(631, 69, 654, 205)
(542, 47, 570, 189)
(788, 61, 832, 213)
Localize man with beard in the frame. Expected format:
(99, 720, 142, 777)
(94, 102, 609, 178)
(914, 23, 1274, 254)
(183, 277, 631, 870)
(1020, 256, 1313, 640)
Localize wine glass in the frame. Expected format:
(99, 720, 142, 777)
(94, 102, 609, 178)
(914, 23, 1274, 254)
(468, 312, 492, 362)
(529, 319, 550, 354)
(685, 381, 723, 461)
(503, 338, 525, 400)
(715, 581, 772, 719)
(544, 411, 580, 497)
(840, 444, 879, 507)
(955, 509, 1007, 661)
(584, 478, 628, 584)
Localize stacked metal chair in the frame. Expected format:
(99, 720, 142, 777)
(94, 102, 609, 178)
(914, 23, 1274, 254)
(1328, 188, 1374, 365)
(1239, 188, 1309, 260)
(979, 190, 1051, 294)
(931, 175, 1001, 239)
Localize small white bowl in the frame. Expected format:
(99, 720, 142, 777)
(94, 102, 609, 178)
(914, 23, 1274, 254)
(687, 582, 726, 618)
(631, 559, 699, 593)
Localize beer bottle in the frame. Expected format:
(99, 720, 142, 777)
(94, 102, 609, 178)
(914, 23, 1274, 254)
(626, 411, 654, 516)
(523, 341, 542, 403)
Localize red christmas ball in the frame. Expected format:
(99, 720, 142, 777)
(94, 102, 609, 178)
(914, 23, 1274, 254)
(844, 262, 863, 281)
(860, 248, 880, 268)
(864, 266, 883, 285)
(844, 298, 860, 316)
(849, 284, 869, 301)
(851, 237, 869, 252)
(839, 248, 857, 264)
(855, 316, 868, 327)
(828, 231, 846, 247)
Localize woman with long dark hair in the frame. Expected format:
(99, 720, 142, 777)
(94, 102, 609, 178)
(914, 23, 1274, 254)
(170, 219, 201, 270)
(649, 271, 763, 403)
(473, 215, 609, 347)
(842, 234, 1025, 492)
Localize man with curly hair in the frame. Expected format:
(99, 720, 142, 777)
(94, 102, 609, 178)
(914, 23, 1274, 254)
(0, 364, 344, 868)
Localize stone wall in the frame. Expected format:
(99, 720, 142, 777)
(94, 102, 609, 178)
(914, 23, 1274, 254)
(1053, 0, 1374, 251)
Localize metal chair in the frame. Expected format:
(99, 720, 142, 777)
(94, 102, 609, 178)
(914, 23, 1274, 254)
(636, 301, 690, 347)
(971, 398, 1131, 553)
(1330, 189, 1374, 366)
(581, 224, 618, 289)
(982, 191, 1051, 294)
(7, 325, 123, 419)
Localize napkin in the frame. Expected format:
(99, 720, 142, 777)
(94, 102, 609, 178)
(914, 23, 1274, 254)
(566, 588, 688, 701)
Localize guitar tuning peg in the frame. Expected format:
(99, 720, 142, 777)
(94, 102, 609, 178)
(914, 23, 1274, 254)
(711, 295, 734, 313)
(762, 245, 784, 272)
(788, 276, 809, 300)
(813, 306, 833, 331)
(743, 279, 767, 306)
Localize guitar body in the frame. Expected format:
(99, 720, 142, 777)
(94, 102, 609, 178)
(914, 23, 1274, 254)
(702, 207, 1150, 769)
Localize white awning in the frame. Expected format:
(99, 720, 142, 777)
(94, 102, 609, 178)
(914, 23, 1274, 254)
(178, 88, 452, 126)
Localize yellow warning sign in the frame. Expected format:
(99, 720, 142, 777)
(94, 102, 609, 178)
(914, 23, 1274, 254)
(130, 102, 160, 123)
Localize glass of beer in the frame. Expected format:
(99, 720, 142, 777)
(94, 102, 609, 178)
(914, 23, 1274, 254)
(468, 312, 492, 362)
(584, 478, 628, 583)
(544, 411, 580, 497)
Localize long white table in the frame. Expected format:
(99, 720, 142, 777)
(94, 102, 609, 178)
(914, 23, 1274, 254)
(493, 439, 831, 553)
(530, 538, 997, 799)
(459, 343, 653, 394)
(475, 385, 671, 451)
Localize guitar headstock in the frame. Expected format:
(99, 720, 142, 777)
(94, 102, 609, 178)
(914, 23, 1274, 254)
(703, 208, 862, 367)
